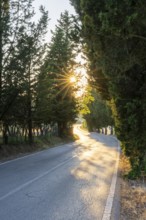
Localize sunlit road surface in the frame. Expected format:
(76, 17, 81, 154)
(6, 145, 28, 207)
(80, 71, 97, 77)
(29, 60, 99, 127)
(0, 125, 120, 220)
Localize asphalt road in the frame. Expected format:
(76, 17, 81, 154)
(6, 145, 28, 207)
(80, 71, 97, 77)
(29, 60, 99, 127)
(0, 126, 120, 220)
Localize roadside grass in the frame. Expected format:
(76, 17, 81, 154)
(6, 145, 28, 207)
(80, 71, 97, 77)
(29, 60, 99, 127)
(0, 134, 78, 161)
(120, 154, 146, 220)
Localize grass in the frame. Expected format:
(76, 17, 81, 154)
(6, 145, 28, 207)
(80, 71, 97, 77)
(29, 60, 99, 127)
(120, 154, 146, 220)
(0, 134, 78, 161)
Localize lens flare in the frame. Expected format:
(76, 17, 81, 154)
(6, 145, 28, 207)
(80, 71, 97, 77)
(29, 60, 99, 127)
(70, 76, 76, 83)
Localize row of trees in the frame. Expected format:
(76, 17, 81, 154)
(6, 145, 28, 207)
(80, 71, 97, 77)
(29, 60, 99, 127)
(78, 85, 113, 133)
(0, 0, 48, 144)
(0, 0, 78, 145)
(84, 91, 114, 133)
(0, 0, 116, 148)
(71, 0, 146, 177)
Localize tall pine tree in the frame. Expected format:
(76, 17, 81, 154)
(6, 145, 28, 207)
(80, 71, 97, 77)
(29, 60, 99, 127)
(36, 11, 78, 137)
(0, 1, 48, 144)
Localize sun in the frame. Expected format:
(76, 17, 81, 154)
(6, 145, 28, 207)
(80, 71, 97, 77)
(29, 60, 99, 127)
(70, 76, 76, 83)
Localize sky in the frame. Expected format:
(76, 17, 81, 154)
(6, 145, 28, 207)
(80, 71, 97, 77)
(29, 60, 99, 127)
(33, 0, 76, 42)
(33, 0, 86, 94)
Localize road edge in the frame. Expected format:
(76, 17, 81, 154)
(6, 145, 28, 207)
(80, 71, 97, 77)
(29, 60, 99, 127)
(102, 138, 120, 220)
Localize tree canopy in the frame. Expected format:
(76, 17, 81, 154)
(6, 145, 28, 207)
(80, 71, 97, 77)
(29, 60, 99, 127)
(2, 0, 146, 178)
(70, 0, 146, 177)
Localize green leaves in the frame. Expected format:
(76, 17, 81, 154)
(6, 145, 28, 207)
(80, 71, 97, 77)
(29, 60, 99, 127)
(0, 0, 49, 144)
(84, 91, 113, 131)
(71, 0, 146, 176)
(36, 11, 79, 137)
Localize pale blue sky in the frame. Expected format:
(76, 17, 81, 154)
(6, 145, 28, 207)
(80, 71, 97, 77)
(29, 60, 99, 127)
(33, 0, 76, 41)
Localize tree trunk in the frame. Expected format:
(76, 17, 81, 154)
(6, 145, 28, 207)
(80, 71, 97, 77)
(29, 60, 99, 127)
(28, 101, 33, 145)
(110, 126, 113, 135)
(58, 122, 63, 137)
(3, 123, 8, 145)
(97, 128, 100, 133)
(58, 122, 67, 137)
(0, 1, 2, 119)
(27, 60, 33, 145)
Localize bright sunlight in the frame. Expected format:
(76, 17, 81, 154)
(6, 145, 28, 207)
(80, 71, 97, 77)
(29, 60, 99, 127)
(70, 76, 76, 83)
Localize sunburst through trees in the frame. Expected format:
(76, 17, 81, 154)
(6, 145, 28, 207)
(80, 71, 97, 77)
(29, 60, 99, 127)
(36, 11, 81, 137)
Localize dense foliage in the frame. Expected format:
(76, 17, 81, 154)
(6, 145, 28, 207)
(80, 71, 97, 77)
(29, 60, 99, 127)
(71, 0, 146, 177)
(84, 91, 114, 133)
(0, 0, 49, 145)
(0, 1, 79, 145)
(36, 11, 78, 137)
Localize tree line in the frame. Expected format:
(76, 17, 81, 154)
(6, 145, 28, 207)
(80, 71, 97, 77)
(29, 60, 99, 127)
(0, 0, 116, 157)
(70, 0, 146, 177)
(0, 0, 79, 145)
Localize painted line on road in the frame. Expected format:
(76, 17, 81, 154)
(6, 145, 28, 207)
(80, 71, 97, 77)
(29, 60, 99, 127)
(0, 155, 76, 202)
(0, 143, 74, 166)
(102, 139, 120, 220)
(0, 151, 44, 166)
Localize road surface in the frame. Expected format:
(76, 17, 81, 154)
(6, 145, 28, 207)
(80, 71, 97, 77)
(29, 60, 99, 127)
(0, 126, 120, 220)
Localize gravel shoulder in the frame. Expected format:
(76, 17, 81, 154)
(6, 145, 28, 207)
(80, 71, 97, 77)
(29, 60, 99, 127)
(120, 178, 146, 220)
(119, 155, 146, 220)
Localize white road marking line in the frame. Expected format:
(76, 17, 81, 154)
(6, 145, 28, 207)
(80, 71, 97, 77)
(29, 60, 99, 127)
(0, 151, 43, 166)
(0, 156, 76, 201)
(102, 139, 120, 220)
(0, 143, 74, 166)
